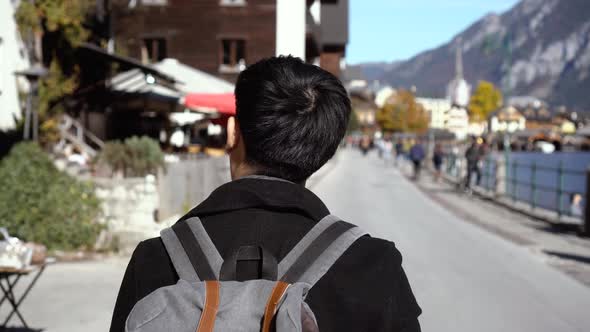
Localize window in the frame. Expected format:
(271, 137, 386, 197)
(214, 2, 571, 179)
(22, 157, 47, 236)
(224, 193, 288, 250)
(141, 38, 167, 63)
(220, 0, 246, 7)
(219, 39, 246, 73)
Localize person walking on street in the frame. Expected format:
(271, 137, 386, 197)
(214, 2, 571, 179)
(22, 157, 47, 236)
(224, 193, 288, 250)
(395, 140, 405, 166)
(432, 143, 444, 182)
(360, 134, 371, 156)
(382, 137, 394, 166)
(465, 138, 483, 190)
(409, 140, 425, 180)
(376, 137, 384, 159)
(109, 56, 421, 332)
(449, 145, 459, 176)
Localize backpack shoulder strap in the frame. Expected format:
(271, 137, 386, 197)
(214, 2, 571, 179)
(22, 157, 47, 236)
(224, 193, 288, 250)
(278, 214, 367, 286)
(160, 217, 223, 281)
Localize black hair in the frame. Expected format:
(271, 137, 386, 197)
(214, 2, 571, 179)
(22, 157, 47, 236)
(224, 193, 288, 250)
(235, 56, 350, 183)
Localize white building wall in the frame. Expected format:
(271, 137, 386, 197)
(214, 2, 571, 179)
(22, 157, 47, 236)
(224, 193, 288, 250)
(375, 87, 395, 108)
(446, 106, 469, 140)
(491, 117, 500, 132)
(490, 117, 526, 134)
(468, 122, 486, 136)
(0, 0, 30, 130)
(519, 118, 526, 131)
(276, 0, 306, 59)
(416, 98, 450, 129)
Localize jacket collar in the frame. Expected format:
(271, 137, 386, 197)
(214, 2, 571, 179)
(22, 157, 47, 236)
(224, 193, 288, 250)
(182, 176, 330, 221)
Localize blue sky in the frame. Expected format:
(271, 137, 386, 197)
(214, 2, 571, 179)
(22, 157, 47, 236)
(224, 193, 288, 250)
(348, 0, 520, 64)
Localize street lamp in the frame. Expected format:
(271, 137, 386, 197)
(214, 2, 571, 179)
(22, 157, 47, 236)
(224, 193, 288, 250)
(14, 64, 48, 141)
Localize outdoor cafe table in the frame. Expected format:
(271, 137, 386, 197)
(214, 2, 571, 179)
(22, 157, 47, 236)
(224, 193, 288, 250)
(0, 258, 55, 329)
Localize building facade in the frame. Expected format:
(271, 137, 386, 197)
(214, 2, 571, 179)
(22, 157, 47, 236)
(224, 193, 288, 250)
(0, 0, 29, 130)
(489, 106, 526, 133)
(350, 94, 376, 128)
(110, 0, 348, 81)
(445, 106, 469, 140)
(416, 98, 450, 130)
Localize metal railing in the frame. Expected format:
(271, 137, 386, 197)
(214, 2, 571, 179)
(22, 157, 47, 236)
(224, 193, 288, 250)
(500, 160, 585, 219)
(444, 154, 589, 232)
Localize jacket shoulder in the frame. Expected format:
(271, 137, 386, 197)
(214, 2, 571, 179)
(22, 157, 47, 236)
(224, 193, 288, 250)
(132, 237, 167, 261)
(131, 237, 178, 287)
(307, 234, 420, 330)
(346, 235, 403, 271)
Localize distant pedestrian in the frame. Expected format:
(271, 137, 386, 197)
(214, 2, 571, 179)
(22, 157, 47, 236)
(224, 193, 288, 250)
(571, 193, 583, 217)
(345, 135, 353, 148)
(433, 143, 444, 182)
(376, 138, 384, 159)
(449, 145, 460, 176)
(360, 135, 371, 156)
(403, 139, 413, 156)
(464, 138, 483, 189)
(383, 138, 393, 166)
(409, 140, 425, 180)
(395, 140, 405, 166)
(479, 139, 489, 160)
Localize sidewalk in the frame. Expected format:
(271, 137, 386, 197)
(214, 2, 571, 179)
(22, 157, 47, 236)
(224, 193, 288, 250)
(0, 256, 128, 332)
(399, 162, 590, 287)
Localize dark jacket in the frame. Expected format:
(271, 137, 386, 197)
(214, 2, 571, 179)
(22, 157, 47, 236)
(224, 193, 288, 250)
(433, 151, 444, 167)
(409, 144, 425, 162)
(109, 177, 422, 332)
(465, 145, 478, 165)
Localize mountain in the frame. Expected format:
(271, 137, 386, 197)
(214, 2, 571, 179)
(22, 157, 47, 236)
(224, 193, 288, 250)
(365, 0, 590, 111)
(354, 61, 402, 81)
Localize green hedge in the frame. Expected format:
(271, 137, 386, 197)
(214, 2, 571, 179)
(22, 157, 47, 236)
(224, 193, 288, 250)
(97, 136, 165, 177)
(0, 142, 103, 250)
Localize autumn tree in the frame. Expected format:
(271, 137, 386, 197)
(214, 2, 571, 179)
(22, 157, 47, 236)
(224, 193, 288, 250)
(468, 80, 503, 123)
(376, 90, 429, 133)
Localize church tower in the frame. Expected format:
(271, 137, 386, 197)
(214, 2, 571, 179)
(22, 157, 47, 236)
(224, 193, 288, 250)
(444, 37, 471, 140)
(446, 37, 471, 108)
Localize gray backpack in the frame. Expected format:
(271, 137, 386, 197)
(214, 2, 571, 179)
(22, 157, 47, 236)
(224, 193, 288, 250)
(125, 214, 366, 332)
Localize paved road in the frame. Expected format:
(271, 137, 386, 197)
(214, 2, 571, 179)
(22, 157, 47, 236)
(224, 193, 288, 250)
(311, 149, 590, 332)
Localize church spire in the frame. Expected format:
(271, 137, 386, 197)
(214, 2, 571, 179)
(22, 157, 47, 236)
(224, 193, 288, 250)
(447, 36, 471, 108)
(455, 37, 464, 80)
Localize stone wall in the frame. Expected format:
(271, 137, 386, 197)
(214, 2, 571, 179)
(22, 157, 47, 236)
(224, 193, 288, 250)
(94, 176, 159, 232)
(92, 156, 231, 252)
(93, 175, 162, 252)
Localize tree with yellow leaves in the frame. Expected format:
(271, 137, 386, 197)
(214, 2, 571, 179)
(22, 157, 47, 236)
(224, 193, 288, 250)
(376, 90, 429, 133)
(468, 81, 503, 123)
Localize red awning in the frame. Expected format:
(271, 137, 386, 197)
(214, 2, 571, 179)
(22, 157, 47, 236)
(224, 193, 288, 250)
(184, 93, 236, 115)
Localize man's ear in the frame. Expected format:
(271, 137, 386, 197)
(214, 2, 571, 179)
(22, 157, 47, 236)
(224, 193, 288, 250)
(226, 116, 240, 152)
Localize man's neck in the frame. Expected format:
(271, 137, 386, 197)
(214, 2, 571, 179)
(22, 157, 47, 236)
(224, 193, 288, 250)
(231, 162, 258, 180)
(230, 160, 306, 186)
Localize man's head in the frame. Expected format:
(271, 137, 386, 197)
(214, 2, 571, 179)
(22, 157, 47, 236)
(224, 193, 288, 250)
(226, 56, 350, 183)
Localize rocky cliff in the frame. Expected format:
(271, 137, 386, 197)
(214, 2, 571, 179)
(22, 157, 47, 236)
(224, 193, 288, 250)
(364, 0, 590, 111)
